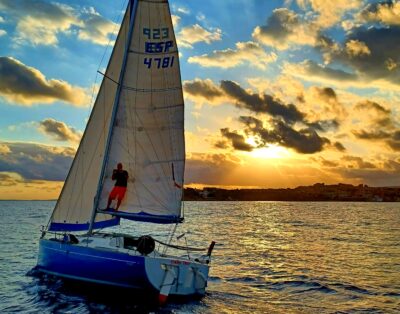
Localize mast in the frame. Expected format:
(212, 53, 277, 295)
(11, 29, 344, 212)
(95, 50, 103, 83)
(88, 0, 138, 234)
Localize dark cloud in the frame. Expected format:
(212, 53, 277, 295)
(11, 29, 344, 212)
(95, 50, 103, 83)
(354, 100, 393, 127)
(319, 157, 339, 168)
(238, 116, 331, 154)
(316, 26, 400, 84)
(0, 57, 88, 105)
(239, 116, 264, 130)
(352, 129, 400, 152)
(252, 8, 319, 50)
(183, 79, 224, 101)
(392, 130, 400, 141)
(220, 80, 305, 124)
(344, 26, 400, 82)
(351, 98, 397, 151)
(185, 79, 343, 133)
(387, 141, 400, 151)
(354, 100, 390, 115)
(219, 128, 254, 152)
(342, 155, 377, 169)
(384, 159, 400, 171)
(185, 153, 241, 185)
(0, 173, 24, 187)
(333, 142, 346, 152)
(338, 166, 400, 186)
(352, 130, 391, 140)
(307, 119, 340, 132)
(254, 8, 300, 44)
(309, 86, 347, 121)
(214, 140, 229, 149)
(39, 118, 82, 143)
(0, 142, 74, 181)
(297, 21, 400, 89)
(189, 79, 345, 156)
(387, 138, 400, 151)
(315, 34, 338, 51)
(315, 86, 337, 101)
(316, 155, 400, 186)
(295, 60, 358, 82)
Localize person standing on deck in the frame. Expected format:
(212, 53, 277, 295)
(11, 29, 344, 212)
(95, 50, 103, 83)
(107, 163, 129, 211)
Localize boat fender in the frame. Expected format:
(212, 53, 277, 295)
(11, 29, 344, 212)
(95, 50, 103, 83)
(62, 234, 79, 244)
(137, 235, 155, 255)
(69, 234, 79, 244)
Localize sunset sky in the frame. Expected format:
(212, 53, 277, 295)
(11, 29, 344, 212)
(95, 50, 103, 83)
(0, 0, 399, 199)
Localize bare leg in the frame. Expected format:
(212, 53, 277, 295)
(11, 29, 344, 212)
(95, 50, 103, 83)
(115, 198, 122, 211)
(106, 196, 113, 209)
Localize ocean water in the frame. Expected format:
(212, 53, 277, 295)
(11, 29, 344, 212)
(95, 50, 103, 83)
(0, 201, 399, 313)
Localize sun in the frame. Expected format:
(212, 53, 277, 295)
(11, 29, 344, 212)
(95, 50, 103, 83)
(252, 145, 291, 159)
(245, 137, 291, 159)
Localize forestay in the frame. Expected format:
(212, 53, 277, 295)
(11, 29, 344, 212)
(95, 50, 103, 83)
(47, 4, 133, 231)
(97, 0, 185, 223)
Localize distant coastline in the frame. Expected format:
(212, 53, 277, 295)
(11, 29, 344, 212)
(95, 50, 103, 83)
(183, 183, 400, 202)
(1, 183, 399, 202)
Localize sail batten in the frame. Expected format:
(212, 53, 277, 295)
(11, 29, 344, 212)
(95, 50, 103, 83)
(122, 86, 182, 92)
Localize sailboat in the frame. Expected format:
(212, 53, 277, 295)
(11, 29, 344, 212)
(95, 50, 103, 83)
(36, 0, 215, 302)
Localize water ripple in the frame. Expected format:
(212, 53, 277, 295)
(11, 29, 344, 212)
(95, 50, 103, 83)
(0, 201, 399, 313)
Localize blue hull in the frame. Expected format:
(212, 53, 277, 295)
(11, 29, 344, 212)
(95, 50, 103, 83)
(37, 239, 153, 290)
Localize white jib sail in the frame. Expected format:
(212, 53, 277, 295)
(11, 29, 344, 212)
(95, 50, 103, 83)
(97, 0, 185, 223)
(48, 5, 132, 231)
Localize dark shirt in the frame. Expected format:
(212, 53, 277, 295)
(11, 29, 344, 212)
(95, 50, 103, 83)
(113, 170, 128, 187)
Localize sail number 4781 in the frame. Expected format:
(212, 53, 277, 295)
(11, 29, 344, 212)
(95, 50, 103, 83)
(144, 57, 174, 69)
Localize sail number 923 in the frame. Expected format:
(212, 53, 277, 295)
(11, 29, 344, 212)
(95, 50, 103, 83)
(143, 27, 169, 39)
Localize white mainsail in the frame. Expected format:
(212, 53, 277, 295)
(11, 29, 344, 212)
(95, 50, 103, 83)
(48, 4, 133, 231)
(48, 0, 185, 230)
(97, 0, 185, 223)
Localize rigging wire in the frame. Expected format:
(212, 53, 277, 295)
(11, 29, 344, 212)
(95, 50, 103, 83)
(162, 222, 178, 255)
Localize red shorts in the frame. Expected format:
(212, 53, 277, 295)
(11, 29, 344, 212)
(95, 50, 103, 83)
(109, 186, 127, 201)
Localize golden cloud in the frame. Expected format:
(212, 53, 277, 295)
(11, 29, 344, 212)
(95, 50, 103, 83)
(252, 8, 320, 50)
(183, 78, 227, 107)
(16, 12, 77, 46)
(0, 0, 117, 46)
(77, 7, 118, 46)
(188, 41, 277, 69)
(171, 14, 181, 27)
(39, 118, 82, 144)
(0, 143, 10, 154)
(0, 57, 91, 106)
(177, 24, 221, 48)
(345, 40, 371, 57)
(359, 1, 400, 26)
(0, 171, 63, 200)
(297, 0, 362, 28)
